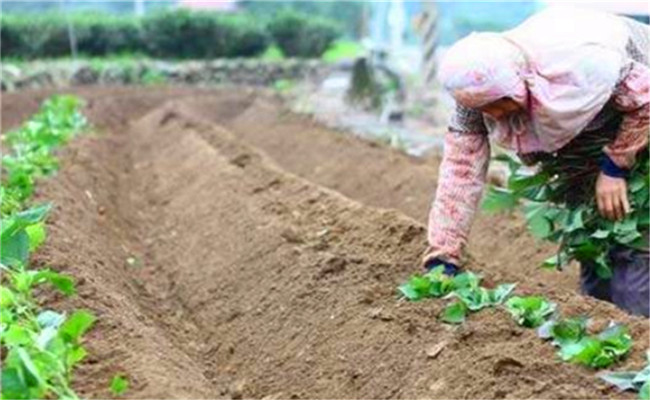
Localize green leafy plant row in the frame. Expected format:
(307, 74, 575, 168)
(398, 268, 633, 370)
(2, 95, 87, 215)
(1, 96, 102, 399)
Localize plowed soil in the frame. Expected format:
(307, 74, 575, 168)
(3, 86, 648, 399)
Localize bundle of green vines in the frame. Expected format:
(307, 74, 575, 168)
(483, 129, 649, 279)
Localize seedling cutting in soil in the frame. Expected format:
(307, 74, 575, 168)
(110, 374, 129, 397)
(1, 96, 94, 399)
(538, 318, 633, 368)
(600, 351, 650, 399)
(505, 295, 556, 328)
(398, 266, 516, 324)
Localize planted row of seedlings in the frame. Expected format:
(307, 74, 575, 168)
(0, 96, 127, 399)
(398, 267, 646, 396)
(399, 142, 650, 398)
(399, 267, 633, 364)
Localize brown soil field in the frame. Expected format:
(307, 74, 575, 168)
(2, 86, 648, 399)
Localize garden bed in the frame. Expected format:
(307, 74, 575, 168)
(2, 86, 647, 399)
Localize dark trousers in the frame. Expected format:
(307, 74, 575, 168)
(581, 246, 650, 317)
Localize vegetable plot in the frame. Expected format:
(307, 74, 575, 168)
(1, 96, 96, 400)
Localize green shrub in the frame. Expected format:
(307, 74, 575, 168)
(268, 10, 341, 58)
(1, 9, 345, 60)
(1, 13, 143, 58)
(72, 14, 143, 56)
(1, 14, 69, 58)
(141, 9, 269, 59)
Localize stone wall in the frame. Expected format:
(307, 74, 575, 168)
(1, 59, 337, 91)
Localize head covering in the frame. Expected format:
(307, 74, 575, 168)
(439, 33, 527, 108)
(438, 6, 631, 153)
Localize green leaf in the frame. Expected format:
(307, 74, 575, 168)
(397, 275, 431, 301)
(453, 287, 490, 311)
(110, 374, 129, 396)
(1, 368, 29, 400)
(488, 283, 516, 304)
(591, 229, 611, 239)
(493, 153, 521, 174)
(552, 317, 588, 344)
(505, 296, 556, 328)
(614, 217, 638, 234)
(565, 208, 585, 232)
(397, 283, 420, 301)
(560, 337, 603, 365)
(616, 230, 642, 245)
(594, 253, 613, 280)
(527, 212, 552, 239)
(0, 285, 16, 308)
(542, 252, 569, 270)
(481, 186, 518, 214)
(68, 346, 87, 366)
(573, 241, 601, 261)
(629, 174, 646, 192)
(16, 348, 45, 388)
(559, 324, 632, 369)
(509, 172, 549, 192)
(2, 325, 32, 346)
(1, 229, 29, 267)
(35, 270, 76, 296)
(598, 324, 633, 357)
(440, 301, 467, 324)
(451, 271, 480, 290)
(599, 371, 637, 391)
(25, 223, 46, 252)
(525, 202, 554, 239)
(60, 310, 96, 343)
(398, 267, 455, 301)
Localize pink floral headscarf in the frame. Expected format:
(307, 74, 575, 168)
(438, 7, 632, 153)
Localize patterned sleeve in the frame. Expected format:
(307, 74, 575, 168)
(604, 61, 650, 169)
(423, 104, 490, 266)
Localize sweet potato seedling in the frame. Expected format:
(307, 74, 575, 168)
(1, 96, 94, 400)
(539, 318, 633, 369)
(399, 267, 516, 324)
(600, 351, 650, 399)
(505, 295, 556, 328)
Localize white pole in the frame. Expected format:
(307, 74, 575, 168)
(59, 0, 77, 60)
(388, 0, 405, 53)
(134, 0, 145, 17)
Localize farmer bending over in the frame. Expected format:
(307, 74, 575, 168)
(425, 7, 649, 316)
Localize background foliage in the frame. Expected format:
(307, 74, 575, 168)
(0, 9, 341, 60)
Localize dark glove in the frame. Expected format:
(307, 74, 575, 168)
(425, 258, 460, 276)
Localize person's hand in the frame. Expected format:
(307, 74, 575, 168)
(596, 171, 630, 221)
